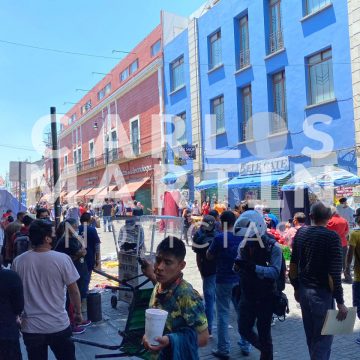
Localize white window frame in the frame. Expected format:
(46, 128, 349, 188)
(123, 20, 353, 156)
(305, 0, 331, 15)
(130, 116, 141, 156)
(89, 140, 95, 159)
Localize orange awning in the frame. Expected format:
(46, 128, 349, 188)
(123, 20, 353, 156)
(97, 185, 118, 198)
(64, 190, 79, 200)
(76, 188, 93, 198)
(86, 187, 104, 197)
(115, 177, 150, 197)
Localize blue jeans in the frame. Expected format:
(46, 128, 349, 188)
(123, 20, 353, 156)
(103, 216, 112, 231)
(299, 285, 334, 360)
(353, 281, 360, 320)
(216, 282, 251, 354)
(203, 274, 216, 335)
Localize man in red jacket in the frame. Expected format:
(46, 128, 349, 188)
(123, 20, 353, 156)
(327, 206, 349, 280)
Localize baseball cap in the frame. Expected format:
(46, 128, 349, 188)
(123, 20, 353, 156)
(234, 210, 266, 237)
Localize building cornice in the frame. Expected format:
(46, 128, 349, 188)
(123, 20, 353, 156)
(60, 57, 163, 139)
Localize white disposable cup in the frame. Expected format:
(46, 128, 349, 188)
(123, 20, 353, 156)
(145, 308, 168, 346)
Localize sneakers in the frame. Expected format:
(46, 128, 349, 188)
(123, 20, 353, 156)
(79, 320, 92, 327)
(211, 349, 229, 360)
(72, 326, 86, 335)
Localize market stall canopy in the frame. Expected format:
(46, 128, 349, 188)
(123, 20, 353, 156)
(0, 188, 27, 215)
(227, 171, 291, 189)
(161, 170, 188, 185)
(195, 178, 228, 191)
(281, 166, 360, 191)
(116, 177, 150, 197)
(75, 188, 93, 198)
(86, 187, 104, 197)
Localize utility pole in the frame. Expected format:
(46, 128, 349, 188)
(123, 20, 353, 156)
(51, 107, 61, 228)
(18, 161, 22, 211)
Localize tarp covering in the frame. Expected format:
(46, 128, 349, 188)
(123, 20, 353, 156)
(195, 178, 228, 191)
(161, 171, 188, 185)
(0, 188, 27, 216)
(226, 172, 291, 189)
(282, 166, 360, 191)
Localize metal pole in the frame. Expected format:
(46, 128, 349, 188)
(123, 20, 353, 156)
(51, 107, 61, 229)
(18, 161, 22, 211)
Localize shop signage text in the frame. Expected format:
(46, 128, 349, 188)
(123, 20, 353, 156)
(239, 157, 289, 176)
(122, 165, 153, 176)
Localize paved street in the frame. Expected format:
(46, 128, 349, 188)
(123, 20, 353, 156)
(19, 221, 360, 359)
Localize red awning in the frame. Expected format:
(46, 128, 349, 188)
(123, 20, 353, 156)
(115, 177, 150, 197)
(97, 185, 118, 198)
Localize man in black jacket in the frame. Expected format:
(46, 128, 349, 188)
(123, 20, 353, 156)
(0, 254, 24, 360)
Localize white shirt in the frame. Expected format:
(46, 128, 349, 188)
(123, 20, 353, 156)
(12, 250, 79, 334)
(336, 205, 355, 228)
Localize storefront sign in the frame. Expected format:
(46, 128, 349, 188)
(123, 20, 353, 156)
(182, 145, 196, 160)
(122, 165, 153, 176)
(239, 157, 289, 176)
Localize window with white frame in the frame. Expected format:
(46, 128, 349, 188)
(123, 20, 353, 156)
(151, 39, 161, 57)
(239, 16, 250, 69)
(173, 112, 187, 145)
(120, 68, 129, 82)
(105, 83, 111, 94)
(305, 0, 331, 15)
(209, 30, 222, 69)
(97, 89, 105, 101)
(81, 100, 91, 115)
(130, 118, 140, 156)
(89, 141, 95, 158)
(171, 56, 185, 92)
(308, 49, 334, 105)
(211, 95, 225, 134)
(69, 113, 76, 125)
(130, 59, 139, 74)
(242, 86, 252, 141)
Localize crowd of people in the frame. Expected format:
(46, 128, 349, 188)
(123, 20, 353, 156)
(0, 195, 359, 360)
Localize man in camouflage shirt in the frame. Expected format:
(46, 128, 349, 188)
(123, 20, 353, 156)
(143, 236, 209, 359)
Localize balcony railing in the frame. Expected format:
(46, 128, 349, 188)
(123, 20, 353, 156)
(270, 111, 287, 134)
(239, 49, 250, 69)
(269, 30, 284, 54)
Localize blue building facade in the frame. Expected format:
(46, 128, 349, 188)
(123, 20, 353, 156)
(163, 0, 356, 210)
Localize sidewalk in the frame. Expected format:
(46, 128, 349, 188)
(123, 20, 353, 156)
(20, 224, 360, 359)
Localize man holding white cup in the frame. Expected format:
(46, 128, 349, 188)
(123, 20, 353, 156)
(142, 236, 209, 358)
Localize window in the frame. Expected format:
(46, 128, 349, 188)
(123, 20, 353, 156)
(60, 123, 64, 132)
(211, 95, 225, 135)
(130, 59, 139, 74)
(241, 86, 253, 141)
(89, 141, 95, 158)
(305, 0, 331, 15)
(269, 0, 283, 54)
(97, 89, 105, 101)
(271, 71, 287, 133)
(209, 30, 222, 69)
(64, 155, 68, 168)
(69, 114, 76, 125)
(105, 83, 111, 94)
(239, 16, 250, 69)
(131, 119, 140, 156)
(151, 39, 161, 57)
(81, 100, 91, 115)
(308, 49, 334, 105)
(171, 56, 185, 92)
(73, 150, 77, 165)
(120, 68, 129, 82)
(77, 147, 82, 171)
(173, 112, 187, 145)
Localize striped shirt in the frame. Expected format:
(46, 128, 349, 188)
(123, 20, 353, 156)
(290, 226, 344, 304)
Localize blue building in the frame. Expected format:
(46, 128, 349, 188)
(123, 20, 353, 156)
(162, 0, 356, 213)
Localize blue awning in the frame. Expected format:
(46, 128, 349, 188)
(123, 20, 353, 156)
(161, 171, 188, 185)
(227, 171, 292, 189)
(195, 178, 228, 191)
(281, 166, 360, 191)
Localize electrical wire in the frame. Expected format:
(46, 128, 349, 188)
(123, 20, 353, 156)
(0, 143, 38, 152)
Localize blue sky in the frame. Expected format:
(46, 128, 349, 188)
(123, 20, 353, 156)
(0, 0, 205, 179)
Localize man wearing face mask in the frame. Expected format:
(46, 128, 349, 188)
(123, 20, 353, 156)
(336, 198, 355, 229)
